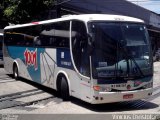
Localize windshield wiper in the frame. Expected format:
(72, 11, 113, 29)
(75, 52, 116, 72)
(120, 46, 144, 78)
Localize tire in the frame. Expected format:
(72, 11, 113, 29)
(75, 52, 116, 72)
(13, 65, 19, 80)
(60, 76, 70, 101)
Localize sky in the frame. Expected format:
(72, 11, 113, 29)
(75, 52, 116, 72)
(127, 0, 160, 14)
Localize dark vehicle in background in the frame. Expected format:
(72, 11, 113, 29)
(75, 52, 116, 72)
(0, 33, 3, 65)
(153, 48, 160, 62)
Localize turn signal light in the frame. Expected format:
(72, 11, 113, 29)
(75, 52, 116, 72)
(93, 86, 100, 91)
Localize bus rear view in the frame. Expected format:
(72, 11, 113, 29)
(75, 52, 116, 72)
(87, 18, 153, 104)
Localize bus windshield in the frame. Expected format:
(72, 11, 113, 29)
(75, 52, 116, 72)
(88, 22, 152, 79)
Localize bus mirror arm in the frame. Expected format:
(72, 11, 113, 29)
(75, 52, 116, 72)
(87, 33, 94, 55)
(120, 39, 127, 47)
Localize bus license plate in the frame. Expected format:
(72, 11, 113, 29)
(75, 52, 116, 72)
(123, 94, 133, 99)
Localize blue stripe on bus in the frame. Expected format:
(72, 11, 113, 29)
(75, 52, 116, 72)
(56, 48, 73, 69)
(7, 46, 45, 84)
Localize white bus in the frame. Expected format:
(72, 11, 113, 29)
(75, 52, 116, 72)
(3, 14, 153, 104)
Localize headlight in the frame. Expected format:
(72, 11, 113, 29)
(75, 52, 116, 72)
(144, 82, 153, 88)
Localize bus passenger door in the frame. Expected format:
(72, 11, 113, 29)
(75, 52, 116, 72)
(71, 21, 91, 102)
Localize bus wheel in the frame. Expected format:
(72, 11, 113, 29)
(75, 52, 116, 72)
(13, 65, 19, 80)
(60, 76, 70, 101)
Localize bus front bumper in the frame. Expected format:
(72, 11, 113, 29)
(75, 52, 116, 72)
(91, 88, 153, 104)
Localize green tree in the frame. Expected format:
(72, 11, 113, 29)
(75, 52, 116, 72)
(1, 0, 55, 24)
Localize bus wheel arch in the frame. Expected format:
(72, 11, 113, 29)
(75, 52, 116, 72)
(56, 72, 70, 101)
(13, 62, 19, 80)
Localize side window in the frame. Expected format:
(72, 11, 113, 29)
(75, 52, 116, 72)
(71, 20, 90, 77)
(31, 25, 42, 46)
(4, 31, 25, 46)
(39, 21, 70, 48)
(4, 21, 70, 48)
(54, 21, 70, 48)
(4, 31, 12, 46)
(19, 26, 36, 46)
(4, 27, 35, 47)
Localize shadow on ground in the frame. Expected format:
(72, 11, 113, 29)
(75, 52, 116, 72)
(6, 74, 159, 113)
(70, 97, 158, 112)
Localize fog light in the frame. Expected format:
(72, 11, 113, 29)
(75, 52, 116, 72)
(93, 96, 99, 100)
(100, 97, 103, 100)
(148, 92, 152, 96)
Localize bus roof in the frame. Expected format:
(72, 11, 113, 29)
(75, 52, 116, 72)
(4, 14, 144, 30)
